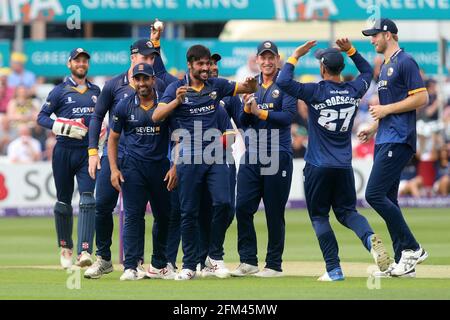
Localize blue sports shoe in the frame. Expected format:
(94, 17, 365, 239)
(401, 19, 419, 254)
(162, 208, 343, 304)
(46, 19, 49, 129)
(317, 267, 345, 281)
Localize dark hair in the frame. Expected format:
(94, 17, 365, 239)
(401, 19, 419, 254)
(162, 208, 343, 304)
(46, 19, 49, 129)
(186, 45, 211, 63)
(324, 65, 342, 76)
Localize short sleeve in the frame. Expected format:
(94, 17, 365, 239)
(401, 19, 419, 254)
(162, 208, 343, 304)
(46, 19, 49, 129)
(111, 100, 127, 134)
(160, 82, 178, 104)
(212, 78, 238, 100)
(401, 57, 426, 96)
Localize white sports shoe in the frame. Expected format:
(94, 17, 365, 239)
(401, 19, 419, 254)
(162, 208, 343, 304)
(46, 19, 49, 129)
(373, 262, 416, 278)
(120, 269, 139, 281)
(167, 262, 176, 272)
(75, 251, 93, 268)
(175, 269, 196, 281)
(84, 256, 113, 279)
(254, 268, 283, 278)
(204, 256, 230, 278)
(370, 234, 391, 272)
(373, 262, 396, 278)
(391, 247, 427, 277)
(146, 264, 176, 280)
(136, 263, 147, 280)
(60, 248, 73, 269)
(230, 263, 259, 277)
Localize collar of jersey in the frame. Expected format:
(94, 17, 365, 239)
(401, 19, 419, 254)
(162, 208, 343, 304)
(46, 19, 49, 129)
(257, 70, 280, 89)
(67, 76, 91, 94)
(133, 90, 159, 109)
(184, 73, 207, 92)
(385, 49, 402, 65)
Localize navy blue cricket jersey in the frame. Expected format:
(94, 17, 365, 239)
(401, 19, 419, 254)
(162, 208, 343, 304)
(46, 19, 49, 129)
(37, 76, 101, 148)
(111, 91, 169, 162)
(220, 95, 243, 129)
(159, 74, 238, 156)
(376, 49, 426, 152)
(88, 71, 166, 156)
(240, 71, 297, 156)
(277, 51, 372, 168)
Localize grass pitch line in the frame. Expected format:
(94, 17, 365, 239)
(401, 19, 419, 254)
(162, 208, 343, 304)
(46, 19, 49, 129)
(1, 261, 449, 279)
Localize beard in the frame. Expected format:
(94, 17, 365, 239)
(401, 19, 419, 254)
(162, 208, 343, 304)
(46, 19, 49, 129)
(138, 87, 151, 97)
(71, 68, 87, 79)
(192, 69, 209, 81)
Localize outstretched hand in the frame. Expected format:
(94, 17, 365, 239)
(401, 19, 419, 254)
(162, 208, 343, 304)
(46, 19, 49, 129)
(335, 38, 352, 52)
(292, 40, 317, 59)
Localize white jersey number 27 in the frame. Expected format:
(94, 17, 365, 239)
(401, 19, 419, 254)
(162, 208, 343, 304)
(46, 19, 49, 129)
(318, 106, 355, 132)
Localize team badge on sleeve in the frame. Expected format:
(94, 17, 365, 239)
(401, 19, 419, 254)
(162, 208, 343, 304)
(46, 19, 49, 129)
(209, 91, 217, 100)
(387, 67, 394, 77)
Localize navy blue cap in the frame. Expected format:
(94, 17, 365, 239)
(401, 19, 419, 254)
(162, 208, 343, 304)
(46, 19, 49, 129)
(132, 63, 155, 78)
(314, 48, 345, 72)
(130, 39, 160, 56)
(257, 41, 278, 56)
(211, 53, 222, 62)
(69, 48, 90, 61)
(362, 18, 398, 36)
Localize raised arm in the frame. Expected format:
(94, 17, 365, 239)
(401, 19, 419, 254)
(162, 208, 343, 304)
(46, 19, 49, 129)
(336, 38, 372, 96)
(152, 84, 187, 122)
(276, 40, 319, 102)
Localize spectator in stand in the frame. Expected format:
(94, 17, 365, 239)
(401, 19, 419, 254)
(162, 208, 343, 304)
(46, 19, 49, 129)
(44, 132, 57, 161)
(6, 85, 40, 128)
(7, 123, 41, 163)
(0, 68, 14, 114)
(398, 156, 421, 198)
(417, 78, 439, 122)
(7, 52, 36, 94)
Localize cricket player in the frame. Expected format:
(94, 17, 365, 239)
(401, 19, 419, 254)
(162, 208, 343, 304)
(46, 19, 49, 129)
(108, 63, 174, 281)
(360, 19, 429, 277)
(85, 35, 173, 279)
(152, 44, 257, 280)
(37, 48, 100, 269)
(231, 41, 297, 278)
(276, 39, 390, 281)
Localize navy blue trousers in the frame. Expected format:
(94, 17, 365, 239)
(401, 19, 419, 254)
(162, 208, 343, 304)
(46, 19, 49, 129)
(177, 163, 231, 271)
(95, 155, 146, 262)
(121, 156, 171, 270)
(303, 162, 374, 272)
(365, 143, 419, 262)
(236, 152, 293, 272)
(52, 143, 95, 254)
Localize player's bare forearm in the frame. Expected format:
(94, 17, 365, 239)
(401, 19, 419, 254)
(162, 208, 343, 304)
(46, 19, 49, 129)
(152, 101, 178, 122)
(107, 131, 120, 172)
(235, 77, 257, 94)
(386, 91, 428, 115)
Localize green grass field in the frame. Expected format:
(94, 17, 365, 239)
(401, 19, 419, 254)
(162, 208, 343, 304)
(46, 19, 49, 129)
(1, 208, 450, 300)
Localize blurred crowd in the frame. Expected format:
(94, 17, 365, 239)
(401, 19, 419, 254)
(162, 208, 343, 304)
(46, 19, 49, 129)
(0, 52, 449, 196)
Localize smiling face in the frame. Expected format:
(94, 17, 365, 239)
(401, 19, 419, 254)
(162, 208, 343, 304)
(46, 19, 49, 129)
(256, 51, 279, 77)
(189, 57, 211, 82)
(68, 54, 89, 79)
(133, 74, 155, 98)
